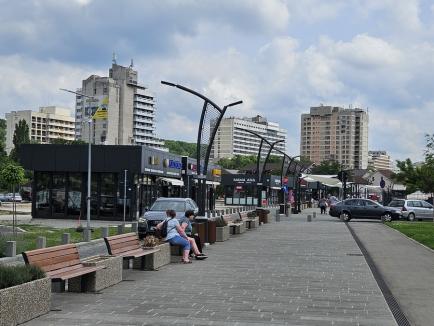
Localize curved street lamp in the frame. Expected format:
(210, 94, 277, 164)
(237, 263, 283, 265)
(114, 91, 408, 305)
(161, 81, 242, 215)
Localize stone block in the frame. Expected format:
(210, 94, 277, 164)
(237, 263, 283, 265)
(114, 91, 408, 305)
(138, 243, 170, 270)
(5, 241, 16, 257)
(69, 255, 122, 292)
(61, 233, 70, 245)
(216, 225, 230, 242)
(0, 277, 51, 325)
(36, 236, 46, 249)
(101, 226, 109, 238)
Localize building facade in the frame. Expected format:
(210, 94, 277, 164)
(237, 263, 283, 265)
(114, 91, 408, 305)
(75, 61, 164, 148)
(368, 150, 391, 171)
(211, 115, 286, 160)
(6, 106, 75, 153)
(300, 105, 369, 169)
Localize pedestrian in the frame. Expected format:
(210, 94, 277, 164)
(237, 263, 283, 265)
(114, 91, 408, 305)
(180, 210, 207, 260)
(156, 209, 192, 264)
(319, 197, 327, 214)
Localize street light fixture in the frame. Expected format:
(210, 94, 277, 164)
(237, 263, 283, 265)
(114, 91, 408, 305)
(60, 88, 97, 231)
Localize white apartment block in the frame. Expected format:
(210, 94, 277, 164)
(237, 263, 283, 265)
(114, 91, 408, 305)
(6, 106, 75, 153)
(75, 61, 164, 148)
(211, 115, 287, 160)
(368, 150, 391, 171)
(300, 105, 369, 169)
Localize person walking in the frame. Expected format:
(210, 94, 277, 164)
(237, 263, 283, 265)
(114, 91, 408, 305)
(319, 197, 327, 214)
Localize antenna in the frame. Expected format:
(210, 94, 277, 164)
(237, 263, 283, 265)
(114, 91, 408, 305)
(112, 52, 117, 64)
(130, 58, 134, 68)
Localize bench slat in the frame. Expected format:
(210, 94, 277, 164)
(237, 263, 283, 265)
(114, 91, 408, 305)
(109, 239, 140, 251)
(111, 243, 143, 255)
(24, 247, 79, 264)
(117, 248, 159, 258)
(23, 243, 76, 258)
(48, 265, 104, 281)
(108, 237, 139, 247)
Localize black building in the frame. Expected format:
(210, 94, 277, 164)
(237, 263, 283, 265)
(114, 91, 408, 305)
(20, 144, 221, 220)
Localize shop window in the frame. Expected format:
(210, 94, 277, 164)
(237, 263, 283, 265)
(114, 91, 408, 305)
(52, 173, 66, 216)
(100, 173, 115, 217)
(67, 173, 82, 216)
(35, 172, 50, 218)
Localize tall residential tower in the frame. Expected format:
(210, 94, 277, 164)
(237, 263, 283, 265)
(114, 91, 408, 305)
(75, 61, 164, 148)
(300, 105, 369, 169)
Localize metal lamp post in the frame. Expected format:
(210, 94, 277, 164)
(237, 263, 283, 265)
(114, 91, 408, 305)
(60, 88, 97, 230)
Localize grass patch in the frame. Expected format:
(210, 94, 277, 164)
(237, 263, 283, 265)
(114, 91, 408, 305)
(0, 224, 131, 257)
(385, 221, 434, 250)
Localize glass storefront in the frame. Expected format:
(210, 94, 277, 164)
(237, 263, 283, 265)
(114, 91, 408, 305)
(35, 172, 50, 218)
(100, 173, 116, 217)
(52, 173, 66, 217)
(67, 173, 82, 217)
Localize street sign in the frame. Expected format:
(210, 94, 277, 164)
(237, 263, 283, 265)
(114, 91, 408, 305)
(92, 107, 108, 119)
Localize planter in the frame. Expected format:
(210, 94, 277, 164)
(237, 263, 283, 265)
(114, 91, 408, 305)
(246, 216, 259, 229)
(0, 277, 51, 326)
(229, 222, 246, 235)
(207, 219, 216, 244)
(134, 243, 171, 270)
(216, 225, 230, 242)
(69, 255, 122, 292)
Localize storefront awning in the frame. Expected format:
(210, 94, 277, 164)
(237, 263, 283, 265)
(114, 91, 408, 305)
(158, 177, 184, 186)
(301, 174, 343, 188)
(206, 181, 220, 186)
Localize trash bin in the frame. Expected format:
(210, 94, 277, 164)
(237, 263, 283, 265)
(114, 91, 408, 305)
(279, 204, 285, 214)
(193, 216, 208, 246)
(207, 218, 216, 244)
(256, 208, 270, 224)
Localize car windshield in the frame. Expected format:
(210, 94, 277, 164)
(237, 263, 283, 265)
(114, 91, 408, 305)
(388, 200, 405, 207)
(150, 201, 186, 212)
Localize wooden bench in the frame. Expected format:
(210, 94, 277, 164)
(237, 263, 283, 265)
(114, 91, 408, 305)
(22, 244, 104, 292)
(223, 213, 246, 235)
(104, 232, 159, 269)
(239, 210, 259, 229)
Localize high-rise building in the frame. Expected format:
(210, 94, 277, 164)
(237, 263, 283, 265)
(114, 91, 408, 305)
(5, 106, 75, 153)
(300, 105, 369, 169)
(368, 150, 391, 171)
(75, 60, 164, 148)
(211, 115, 286, 160)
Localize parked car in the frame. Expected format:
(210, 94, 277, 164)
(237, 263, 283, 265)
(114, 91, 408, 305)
(138, 197, 199, 239)
(386, 199, 434, 221)
(329, 198, 396, 222)
(5, 193, 22, 202)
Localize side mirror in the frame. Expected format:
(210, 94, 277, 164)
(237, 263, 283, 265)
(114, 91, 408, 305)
(144, 207, 149, 212)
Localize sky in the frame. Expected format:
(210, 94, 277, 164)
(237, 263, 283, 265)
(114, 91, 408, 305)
(1, 0, 434, 162)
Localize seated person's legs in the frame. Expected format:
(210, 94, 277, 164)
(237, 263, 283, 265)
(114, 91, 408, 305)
(168, 235, 190, 262)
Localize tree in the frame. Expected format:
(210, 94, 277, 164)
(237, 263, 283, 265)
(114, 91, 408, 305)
(50, 138, 86, 145)
(0, 163, 27, 236)
(164, 140, 197, 157)
(311, 160, 342, 175)
(0, 119, 7, 156)
(10, 119, 30, 162)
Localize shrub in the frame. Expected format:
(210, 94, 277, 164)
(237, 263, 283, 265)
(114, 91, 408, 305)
(0, 264, 46, 290)
(143, 235, 161, 248)
(247, 211, 257, 218)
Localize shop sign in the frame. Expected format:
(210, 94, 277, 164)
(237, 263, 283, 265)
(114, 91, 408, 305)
(188, 163, 197, 172)
(235, 186, 243, 190)
(169, 160, 182, 169)
(233, 177, 256, 184)
(212, 168, 221, 176)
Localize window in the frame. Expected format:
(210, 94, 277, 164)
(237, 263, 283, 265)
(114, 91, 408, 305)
(422, 201, 433, 209)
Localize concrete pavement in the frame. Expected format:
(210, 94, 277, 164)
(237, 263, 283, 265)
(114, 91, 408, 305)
(350, 220, 434, 326)
(26, 209, 396, 325)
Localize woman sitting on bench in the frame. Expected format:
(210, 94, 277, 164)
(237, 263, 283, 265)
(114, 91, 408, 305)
(180, 210, 207, 260)
(156, 209, 191, 264)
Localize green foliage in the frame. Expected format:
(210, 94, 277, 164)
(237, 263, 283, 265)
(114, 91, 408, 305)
(50, 138, 86, 145)
(386, 221, 434, 250)
(164, 140, 196, 157)
(0, 163, 27, 189)
(311, 160, 342, 175)
(216, 155, 257, 169)
(0, 265, 46, 289)
(0, 119, 7, 156)
(10, 119, 30, 162)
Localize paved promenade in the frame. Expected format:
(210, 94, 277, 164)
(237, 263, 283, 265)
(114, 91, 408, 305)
(26, 211, 396, 326)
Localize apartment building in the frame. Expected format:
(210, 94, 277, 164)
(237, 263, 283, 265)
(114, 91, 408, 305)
(300, 105, 369, 169)
(5, 106, 75, 153)
(368, 150, 391, 171)
(75, 60, 164, 148)
(211, 115, 286, 160)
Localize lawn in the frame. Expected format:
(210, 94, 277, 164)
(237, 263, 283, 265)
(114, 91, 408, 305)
(385, 221, 434, 250)
(0, 224, 131, 257)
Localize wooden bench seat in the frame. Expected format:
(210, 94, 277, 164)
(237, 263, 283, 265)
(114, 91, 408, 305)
(22, 244, 104, 291)
(104, 232, 159, 269)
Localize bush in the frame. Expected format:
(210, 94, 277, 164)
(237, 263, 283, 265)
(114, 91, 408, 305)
(215, 216, 227, 227)
(0, 264, 46, 289)
(247, 211, 257, 218)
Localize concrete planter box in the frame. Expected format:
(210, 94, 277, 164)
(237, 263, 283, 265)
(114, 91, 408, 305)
(0, 277, 51, 326)
(246, 217, 259, 229)
(134, 243, 170, 270)
(69, 255, 122, 292)
(229, 222, 246, 235)
(216, 225, 230, 242)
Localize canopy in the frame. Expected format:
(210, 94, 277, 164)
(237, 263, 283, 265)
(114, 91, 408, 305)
(301, 174, 342, 188)
(157, 177, 184, 186)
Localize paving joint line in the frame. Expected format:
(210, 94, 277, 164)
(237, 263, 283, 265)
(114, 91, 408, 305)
(345, 222, 410, 326)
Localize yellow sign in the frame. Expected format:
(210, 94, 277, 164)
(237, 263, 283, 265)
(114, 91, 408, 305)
(212, 169, 221, 176)
(92, 107, 108, 119)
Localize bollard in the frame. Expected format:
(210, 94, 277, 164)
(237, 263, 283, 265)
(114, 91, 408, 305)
(83, 229, 92, 242)
(36, 236, 46, 249)
(276, 214, 284, 222)
(226, 208, 230, 214)
(5, 241, 16, 257)
(131, 222, 138, 233)
(313, 212, 317, 219)
(212, 211, 216, 217)
(307, 215, 312, 222)
(101, 226, 109, 238)
(117, 224, 125, 235)
(61, 233, 70, 245)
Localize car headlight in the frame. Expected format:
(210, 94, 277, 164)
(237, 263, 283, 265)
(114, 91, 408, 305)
(138, 217, 147, 223)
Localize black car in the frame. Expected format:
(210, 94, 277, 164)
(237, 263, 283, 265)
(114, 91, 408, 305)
(329, 198, 395, 222)
(137, 197, 199, 238)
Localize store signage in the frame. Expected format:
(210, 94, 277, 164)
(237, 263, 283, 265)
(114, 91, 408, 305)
(188, 163, 197, 172)
(233, 177, 256, 184)
(149, 156, 160, 165)
(169, 160, 182, 169)
(212, 169, 221, 176)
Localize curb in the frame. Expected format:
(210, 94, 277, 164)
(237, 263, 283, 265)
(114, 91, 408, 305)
(383, 223, 434, 255)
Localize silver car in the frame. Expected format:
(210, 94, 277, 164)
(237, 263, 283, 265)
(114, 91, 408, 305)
(387, 199, 434, 221)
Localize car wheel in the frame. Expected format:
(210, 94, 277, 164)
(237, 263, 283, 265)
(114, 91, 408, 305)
(381, 213, 392, 223)
(407, 213, 415, 222)
(340, 211, 351, 222)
